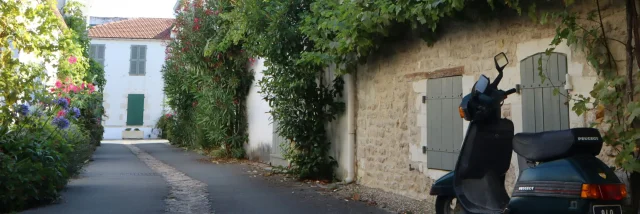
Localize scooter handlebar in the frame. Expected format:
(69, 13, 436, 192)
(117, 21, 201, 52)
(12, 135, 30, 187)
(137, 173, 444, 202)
(505, 88, 517, 96)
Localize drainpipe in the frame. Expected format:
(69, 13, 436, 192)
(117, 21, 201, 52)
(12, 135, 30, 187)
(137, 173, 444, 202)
(344, 73, 356, 184)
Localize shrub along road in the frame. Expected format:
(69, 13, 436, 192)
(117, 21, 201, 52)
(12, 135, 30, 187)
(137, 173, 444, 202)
(22, 140, 387, 214)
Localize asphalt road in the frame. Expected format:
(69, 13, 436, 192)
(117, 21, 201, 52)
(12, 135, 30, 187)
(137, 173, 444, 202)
(22, 143, 168, 214)
(22, 141, 387, 214)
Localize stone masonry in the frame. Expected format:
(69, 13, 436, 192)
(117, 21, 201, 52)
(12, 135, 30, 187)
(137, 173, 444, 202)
(354, 1, 627, 201)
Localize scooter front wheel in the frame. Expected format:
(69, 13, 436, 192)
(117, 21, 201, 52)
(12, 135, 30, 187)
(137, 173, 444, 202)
(435, 196, 466, 214)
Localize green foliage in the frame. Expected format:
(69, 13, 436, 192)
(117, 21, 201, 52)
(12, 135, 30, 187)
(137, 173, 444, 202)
(0, 0, 104, 212)
(184, 0, 528, 180)
(536, 1, 640, 172)
(0, 91, 93, 212)
(162, 0, 253, 158)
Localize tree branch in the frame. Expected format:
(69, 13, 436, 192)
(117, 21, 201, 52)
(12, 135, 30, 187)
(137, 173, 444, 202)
(625, 0, 634, 102)
(632, 0, 640, 72)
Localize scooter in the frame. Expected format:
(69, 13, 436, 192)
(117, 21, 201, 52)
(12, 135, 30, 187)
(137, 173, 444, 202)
(429, 52, 627, 214)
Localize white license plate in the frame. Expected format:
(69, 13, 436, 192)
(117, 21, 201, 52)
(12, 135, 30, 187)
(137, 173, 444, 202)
(593, 205, 622, 214)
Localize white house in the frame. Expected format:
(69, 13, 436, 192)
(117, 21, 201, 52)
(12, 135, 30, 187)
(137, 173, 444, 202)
(88, 18, 174, 140)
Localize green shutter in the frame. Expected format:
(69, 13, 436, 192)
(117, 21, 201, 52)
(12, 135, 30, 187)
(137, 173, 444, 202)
(127, 94, 145, 125)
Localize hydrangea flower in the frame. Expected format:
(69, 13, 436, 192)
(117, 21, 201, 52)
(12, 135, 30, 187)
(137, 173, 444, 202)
(32, 108, 44, 117)
(17, 103, 30, 116)
(71, 107, 81, 119)
(52, 116, 70, 129)
(55, 97, 69, 109)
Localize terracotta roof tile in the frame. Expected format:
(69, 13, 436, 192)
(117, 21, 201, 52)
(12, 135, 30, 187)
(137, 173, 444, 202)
(89, 18, 174, 40)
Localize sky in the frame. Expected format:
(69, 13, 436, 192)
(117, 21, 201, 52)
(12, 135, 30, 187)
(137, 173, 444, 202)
(87, 0, 176, 18)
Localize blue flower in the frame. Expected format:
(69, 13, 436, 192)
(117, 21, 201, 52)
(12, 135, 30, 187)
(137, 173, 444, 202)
(17, 103, 30, 116)
(55, 97, 69, 109)
(71, 107, 81, 119)
(52, 116, 70, 129)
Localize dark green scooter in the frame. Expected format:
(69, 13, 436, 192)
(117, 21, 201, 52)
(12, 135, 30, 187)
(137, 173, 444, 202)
(429, 53, 627, 214)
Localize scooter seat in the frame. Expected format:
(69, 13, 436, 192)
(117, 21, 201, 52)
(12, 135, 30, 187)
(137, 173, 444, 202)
(513, 128, 603, 162)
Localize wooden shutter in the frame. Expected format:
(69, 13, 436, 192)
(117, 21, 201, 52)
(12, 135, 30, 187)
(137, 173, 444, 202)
(520, 52, 569, 133)
(89, 44, 105, 66)
(96, 45, 105, 66)
(138, 46, 146, 75)
(518, 52, 569, 171)
(426, 76, 463, 170)
(129, 45, 147, 75)
(126, 94, 145, 125)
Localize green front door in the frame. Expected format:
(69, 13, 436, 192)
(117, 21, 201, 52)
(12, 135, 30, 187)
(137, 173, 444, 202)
(127, 94, 145, 125)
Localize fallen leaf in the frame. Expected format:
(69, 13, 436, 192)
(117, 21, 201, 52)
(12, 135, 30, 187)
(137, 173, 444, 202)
(353, 193, 360, 201)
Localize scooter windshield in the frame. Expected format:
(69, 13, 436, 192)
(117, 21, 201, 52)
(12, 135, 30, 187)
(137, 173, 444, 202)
(474, 75, 490, 94)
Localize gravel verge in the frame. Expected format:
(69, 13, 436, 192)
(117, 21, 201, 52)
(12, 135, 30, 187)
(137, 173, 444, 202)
(126, 144, 211, 214)
(238, 161, 435, 214)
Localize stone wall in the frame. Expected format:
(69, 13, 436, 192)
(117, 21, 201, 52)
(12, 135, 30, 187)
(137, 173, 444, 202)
(354, 1, 627, 201)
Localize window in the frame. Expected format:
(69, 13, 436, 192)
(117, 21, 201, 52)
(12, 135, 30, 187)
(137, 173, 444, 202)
(129, 45, 147, 75)
(89, 44, 105, 66)
(426, 76, 463, 171)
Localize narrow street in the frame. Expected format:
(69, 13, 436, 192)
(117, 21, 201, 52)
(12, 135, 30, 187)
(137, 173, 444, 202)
(21, 141, 388, 214)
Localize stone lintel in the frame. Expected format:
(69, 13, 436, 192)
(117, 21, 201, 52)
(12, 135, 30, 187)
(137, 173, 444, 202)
(404, 66, 464, 81)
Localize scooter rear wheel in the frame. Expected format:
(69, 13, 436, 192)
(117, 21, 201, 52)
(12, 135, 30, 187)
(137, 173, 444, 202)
(435, 196, 466, 214)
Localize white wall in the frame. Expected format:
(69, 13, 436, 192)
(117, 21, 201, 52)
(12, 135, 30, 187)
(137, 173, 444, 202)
(245, 58, 273, 162)
(91, 38, 167, 140)
(323, 65, 352, 181)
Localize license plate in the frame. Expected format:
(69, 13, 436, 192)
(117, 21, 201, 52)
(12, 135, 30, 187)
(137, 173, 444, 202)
(593, 205, 622, 214)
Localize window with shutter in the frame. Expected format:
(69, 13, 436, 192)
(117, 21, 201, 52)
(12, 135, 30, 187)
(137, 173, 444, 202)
(426, 76, 463, 171)
(129, 45, 147, 75)
(89, 44, 105, 66)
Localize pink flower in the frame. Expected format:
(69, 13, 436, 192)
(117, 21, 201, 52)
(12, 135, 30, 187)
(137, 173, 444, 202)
(68, 56, 77, 64)
(70, 85, 80, 93)
(87, 83, 95, 94)
(57, 110, 67, 117)
(81, 83, 86, 89)
(55, 80, 63, 88)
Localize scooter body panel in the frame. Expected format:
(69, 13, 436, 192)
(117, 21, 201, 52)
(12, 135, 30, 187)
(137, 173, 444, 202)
(430, 171, 455, 196)
(507, 156, 623, 214)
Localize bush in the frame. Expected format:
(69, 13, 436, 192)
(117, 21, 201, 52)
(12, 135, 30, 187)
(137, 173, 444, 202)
(155, 113, 176, 140)
(0, 114, 92, 212)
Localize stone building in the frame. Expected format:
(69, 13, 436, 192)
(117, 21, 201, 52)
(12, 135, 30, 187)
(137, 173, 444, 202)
(351, 1, 627, 201)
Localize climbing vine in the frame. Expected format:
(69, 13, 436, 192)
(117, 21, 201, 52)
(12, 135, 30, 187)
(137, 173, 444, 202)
(534, 0, 640, 211)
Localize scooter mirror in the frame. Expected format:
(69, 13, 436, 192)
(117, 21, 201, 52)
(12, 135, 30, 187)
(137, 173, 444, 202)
(494, 52, 509, 72)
